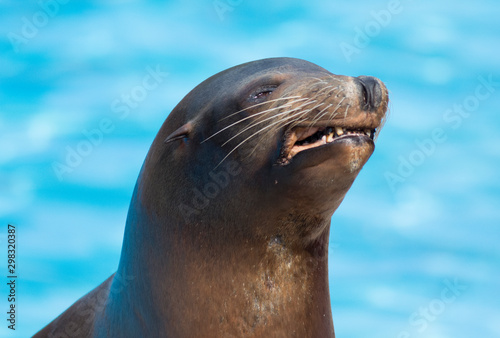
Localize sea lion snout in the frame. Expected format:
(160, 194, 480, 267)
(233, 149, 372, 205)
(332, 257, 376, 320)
(356, 75, 387, 111)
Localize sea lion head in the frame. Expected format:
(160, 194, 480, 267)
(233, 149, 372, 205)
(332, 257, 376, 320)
(135, 57, 388, 244)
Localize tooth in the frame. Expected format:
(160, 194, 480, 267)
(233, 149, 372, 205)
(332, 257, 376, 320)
(321, 135, 327, 143)
(365, 129, 371, 136)
(327, 133, 334, 142)
(336, 127, 344, 136)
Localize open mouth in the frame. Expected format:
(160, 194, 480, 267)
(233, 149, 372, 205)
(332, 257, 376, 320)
(279, 126, 376, 165)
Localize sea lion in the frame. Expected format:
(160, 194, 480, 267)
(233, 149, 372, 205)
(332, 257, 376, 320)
(35, 57, 388, 338)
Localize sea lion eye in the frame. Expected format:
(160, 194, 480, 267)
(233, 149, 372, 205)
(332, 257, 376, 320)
(254, 90, 273, 100)
(250, 86, 277, 102)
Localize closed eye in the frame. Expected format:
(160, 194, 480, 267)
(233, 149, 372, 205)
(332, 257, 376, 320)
(253, 90, 273, 100)
(249, 85, 277, 103)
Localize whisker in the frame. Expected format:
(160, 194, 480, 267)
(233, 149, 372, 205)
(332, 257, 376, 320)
(287, 105, 323, 129)
(308, 103, 334, 126)
(313, 84, 339, 97)
(221, 99, 318, 147)
(343, 103, 350, 120)
(202, 98, 308, 143)
(327, 74, 347, 84)
(251, 107, 312, 157)
(324, 106, 341, 122)
(298, 102, 327, 129)
(302, 76, 328, 86)
(215, 106, 319, 168)
(219, 96, 302, 122)
(261, 106, 313, 139)
(330, 97, 346, 120)
(306, 85, 342, 126)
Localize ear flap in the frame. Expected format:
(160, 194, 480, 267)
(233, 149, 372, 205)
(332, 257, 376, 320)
(164, 122, 193, 144)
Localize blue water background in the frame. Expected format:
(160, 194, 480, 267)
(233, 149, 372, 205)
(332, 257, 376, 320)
(1, 1, 499, 337)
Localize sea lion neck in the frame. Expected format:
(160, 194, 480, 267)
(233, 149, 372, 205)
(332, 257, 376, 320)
(114, 199, 335, 337)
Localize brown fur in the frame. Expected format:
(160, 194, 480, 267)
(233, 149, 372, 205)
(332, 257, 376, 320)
(35, 58, 388, 337)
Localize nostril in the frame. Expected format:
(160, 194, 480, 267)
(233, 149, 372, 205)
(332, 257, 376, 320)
(359, 80, 371, 110)
(357, 76, 382, 111)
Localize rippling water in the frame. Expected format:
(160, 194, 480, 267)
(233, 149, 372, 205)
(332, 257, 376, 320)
(1, 1, 499, 337)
